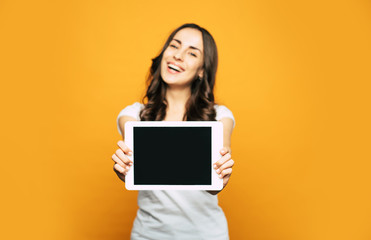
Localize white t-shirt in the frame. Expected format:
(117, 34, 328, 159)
(117, 102, 235, 240)
(117, 102, 235, 135)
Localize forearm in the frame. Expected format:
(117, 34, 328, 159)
(207, 190, 221, 195)
(114, 167, 126, 182)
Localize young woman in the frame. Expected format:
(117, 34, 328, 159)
(112, 23, 235, 239)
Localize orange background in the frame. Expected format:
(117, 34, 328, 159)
(1, 0, 370, 239)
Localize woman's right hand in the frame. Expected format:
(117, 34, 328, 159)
(112, 140, 133, 182)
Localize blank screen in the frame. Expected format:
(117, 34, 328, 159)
(133, 127, 212, 185)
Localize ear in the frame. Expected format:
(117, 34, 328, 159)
(198, 69, 204, 79)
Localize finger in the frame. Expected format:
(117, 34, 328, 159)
(213, 153, 232, 169)
(115, 149, 133, 165)
(215, 159, 234, 174)
(114, 163, 127, 175)
(219, 168, 232, 179)
(117, 140, 132, 156)
(112, 154, 127, 168)
(219, 147, 229, 156)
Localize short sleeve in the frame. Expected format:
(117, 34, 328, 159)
(116, 102, 143, 135)
(215, 105, 236, 128)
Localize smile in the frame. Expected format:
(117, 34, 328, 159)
(167, 62, 185, 74)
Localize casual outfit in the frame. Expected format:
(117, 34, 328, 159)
(117, 102, 235, 240)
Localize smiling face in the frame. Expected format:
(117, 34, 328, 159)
(160, 28, 204, 89)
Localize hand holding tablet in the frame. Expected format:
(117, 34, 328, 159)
(123, 121, 224, 190)
(112, 141, 133, 182)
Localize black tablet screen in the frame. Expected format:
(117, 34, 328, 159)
(133, 126, 212, 185)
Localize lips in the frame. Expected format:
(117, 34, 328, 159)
(167, 62, 185, 72)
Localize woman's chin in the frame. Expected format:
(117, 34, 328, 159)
(163, 76, 182, 85)
(161, 73, 193, 89)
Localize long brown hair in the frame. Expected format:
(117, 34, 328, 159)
(140, 23, 218, 121)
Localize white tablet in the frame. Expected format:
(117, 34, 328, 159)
(124, 121, 223, 190)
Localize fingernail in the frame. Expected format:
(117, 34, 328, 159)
(216, 169, 221, 174)
(128, 151, 133, 156)
(219, 174, 223, 179)
(126, 166, 130, 170)
(213, 164, 217, 169)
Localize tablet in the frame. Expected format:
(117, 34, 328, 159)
(124, 121, 223, 190)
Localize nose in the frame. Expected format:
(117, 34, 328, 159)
(174, 49, 185, 61)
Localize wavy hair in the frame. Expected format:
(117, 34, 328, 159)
(139, 23, 218, 121)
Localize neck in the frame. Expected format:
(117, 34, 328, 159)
(165, 86, 191, 118)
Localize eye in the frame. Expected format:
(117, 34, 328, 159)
(189, 52, 197, 57)
(170, 44, 178, 49)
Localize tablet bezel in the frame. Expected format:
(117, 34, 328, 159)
(124, 121, 223, 190)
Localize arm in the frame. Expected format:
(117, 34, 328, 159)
(112, 116, 137, 182)
(208, 117, 235, 195)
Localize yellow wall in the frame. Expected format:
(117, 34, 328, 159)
(1, 0, 370, 239)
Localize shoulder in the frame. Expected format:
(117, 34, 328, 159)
(116, 102, 144, 135)
(214, 104, 236, 128)
(117, 102, 144, 121)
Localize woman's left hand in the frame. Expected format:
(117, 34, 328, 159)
(214, 147, 235, 188)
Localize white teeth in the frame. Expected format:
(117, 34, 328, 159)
(168, 63, 183, 72)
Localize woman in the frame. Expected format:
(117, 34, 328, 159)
(112, 23, 235, 239)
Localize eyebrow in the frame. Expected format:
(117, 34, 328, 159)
(172, 39, 202, 53)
